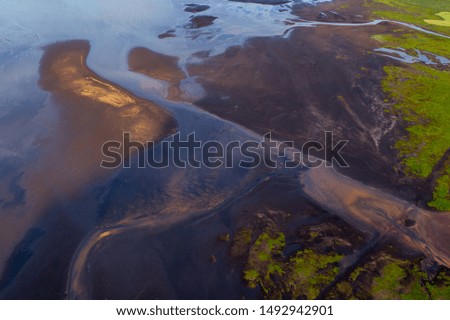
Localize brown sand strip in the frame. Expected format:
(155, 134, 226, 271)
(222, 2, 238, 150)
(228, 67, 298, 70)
(300, 166, 450, 268)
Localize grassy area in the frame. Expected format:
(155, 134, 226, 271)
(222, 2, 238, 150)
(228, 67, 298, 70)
(286, 249, 342, 299)
(372, 260, 429, 299)
(371, 32, 450, 58)
(425, 12, 450, 27)
(368, 0, 450, 36)
(235, 226, 450, 299)
(369, 258, 450, 299)
(242, 229, 286, 297)
(428, 162, 450, 211)
(331, 254, 450, 299)
(240, 229, 342, 299)
(381, 64, 450, 209)
(367, 1, 450, 210)
(381, 64, 450, 178)
(426, 271, 450, 299)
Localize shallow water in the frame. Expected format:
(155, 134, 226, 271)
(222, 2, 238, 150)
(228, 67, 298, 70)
(374, 47, 450, 65)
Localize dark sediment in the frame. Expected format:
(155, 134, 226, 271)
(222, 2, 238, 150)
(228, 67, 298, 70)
(186, 23, 417, 199)
(128, 47, 185, 83)
(184, 4, 211, 13)
(187, 15, 217, 29)
(158, 30, 176, 39)
(229, 0, 290, 5)
(76, 172, 450, 299)
(291, 0, 371, 23)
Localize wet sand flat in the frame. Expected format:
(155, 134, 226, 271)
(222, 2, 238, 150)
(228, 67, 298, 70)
(0, 40, 177, 290)
(128, 47, 185, 83)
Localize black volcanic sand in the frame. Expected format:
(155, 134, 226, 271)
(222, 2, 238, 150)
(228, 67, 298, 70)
(0, 192, 100, 298)
(128, 47, 185, 83)
(291, 0, 371, 23)
(229, 0, 290, 4)
(158, 30, 177, 39)
(78, 172, 445, 299)
(187, 15, 218, 29)
(187, 23, 418, 199)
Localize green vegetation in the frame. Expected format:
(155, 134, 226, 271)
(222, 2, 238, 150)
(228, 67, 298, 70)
(381, 64, 450, 178)
(370, 259, 450, 299)
(426, 272, 450, 299)
(233, 225, 450, 299)
(372, 260, 429, 299)
(243, 230, 286, 296)
(331, 255, 450, 299)
(425, 12, 450, 27)
(368, 0, 450, 36)
(240, 228, 342, 299)
(381, 64, 450, 210)
(309, 231, 319, 239)
(284, 249, 342, 299)
(218, 233, 231, 242)
(371, 32, 450, 58)
(350, 267, 365, 282)
(367, 1, 450, 210)
(428, 162, 450, 210)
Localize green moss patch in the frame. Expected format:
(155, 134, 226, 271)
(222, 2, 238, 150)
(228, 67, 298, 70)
(428, 162, 450, 211)
(284, 249, 342, 299)
(368, 0, 450, 211)
(330, 253, 450, 299)
(381, 64, 450, 209)
(240, 228, 343, 299)
(371, 260, 429, 299)
(368, 0, 450, 36)
(425, 12, 450, 27)
(371, 32, 450, 58)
